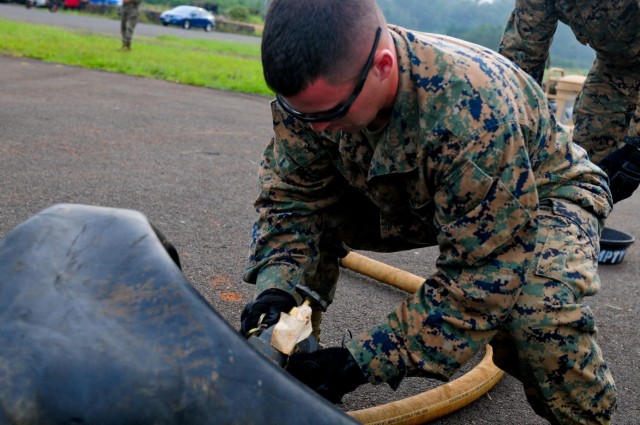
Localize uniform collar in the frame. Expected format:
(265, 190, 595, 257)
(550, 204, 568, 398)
(364, 26, 422, 179)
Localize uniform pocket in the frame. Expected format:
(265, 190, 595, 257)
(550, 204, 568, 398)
(533, 203, 601, 300)
(436, 160, 531, 265)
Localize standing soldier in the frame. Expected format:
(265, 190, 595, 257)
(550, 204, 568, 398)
(120, 0, 142, 51)
(240, 0, 617, 423)
(499, 0, 640, 204)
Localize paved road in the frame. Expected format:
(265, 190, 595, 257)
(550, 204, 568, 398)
(1, 10, 638, 425)
(0, 2, 261, 43)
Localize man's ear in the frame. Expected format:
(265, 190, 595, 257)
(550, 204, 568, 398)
(373, 50, 395, 81)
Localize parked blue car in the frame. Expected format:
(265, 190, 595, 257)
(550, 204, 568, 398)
(160, 6, 215, 32)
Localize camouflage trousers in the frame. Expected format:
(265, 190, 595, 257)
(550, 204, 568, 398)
(490, 199, 616, 424)
(296, 191, 435, 305)
(309, 193, 616, 424)
(120, 1, 141, 46)
(573, 58, 640, 163)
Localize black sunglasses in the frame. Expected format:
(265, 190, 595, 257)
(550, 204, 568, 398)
(276, 26, 382, 123)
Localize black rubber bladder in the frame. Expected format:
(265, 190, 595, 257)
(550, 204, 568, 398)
(0, 204, 357, 425)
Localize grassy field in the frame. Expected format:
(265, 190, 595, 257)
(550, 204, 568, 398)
(0, 18, 272, 96)
(0, 17, 587, 98)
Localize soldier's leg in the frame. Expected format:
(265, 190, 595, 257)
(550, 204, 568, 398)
(494, 200, 616, 424)
(120, 4, 130, 44)
(302, 189, 428, 340)
(300, 244, 343, 342)
(125, 4, 140, 48)
(573, 60, 640, 164)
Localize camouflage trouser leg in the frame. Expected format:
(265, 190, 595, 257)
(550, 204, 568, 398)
(572, 59, 640, 164)
(491, 199, 617, 425)
(300, 188, 430, 305)
(301, 189, 431, 337)
(120, 3, 140, 46)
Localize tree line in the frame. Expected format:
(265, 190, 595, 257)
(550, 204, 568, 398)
(378, 0, 594, 71)
(143, 0, 595, 71)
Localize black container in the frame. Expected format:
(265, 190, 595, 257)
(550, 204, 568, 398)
(599, 227, 635, 265)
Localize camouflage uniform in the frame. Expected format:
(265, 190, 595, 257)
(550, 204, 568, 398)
(499, 0, 640, 163)
(120, 0, 142, 50)
(244, 26, 616, 423)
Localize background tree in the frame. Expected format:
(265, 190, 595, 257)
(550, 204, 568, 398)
(145, 0, 595, 71)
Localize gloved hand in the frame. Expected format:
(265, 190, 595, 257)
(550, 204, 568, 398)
(598, 144, 640, 203)
(286, 347, 368, 403)
(240, 288, 297, 337)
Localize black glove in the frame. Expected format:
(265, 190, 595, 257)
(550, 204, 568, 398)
(598, 144, 640, 203)
(286, 347, 368, 404)
(240, 288, 297, 337)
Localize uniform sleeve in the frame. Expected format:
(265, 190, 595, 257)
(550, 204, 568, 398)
(348, 121, 540, 385)
(626, 87, 640, 148)
(242, 105, 344, 296)
(499, 0, 559, 84)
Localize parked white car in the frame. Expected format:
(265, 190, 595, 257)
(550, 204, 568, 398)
(27, 0, 49, 7)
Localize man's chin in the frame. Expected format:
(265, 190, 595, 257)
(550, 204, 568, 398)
(314, 122, 368, 135)
(339, 124, 368, 134)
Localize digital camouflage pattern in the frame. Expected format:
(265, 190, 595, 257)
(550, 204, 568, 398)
(491, 200, 617, 423)
(499, 0, 640, 163)
(244, 25, 615, 423)
(120, 0, 141, 48)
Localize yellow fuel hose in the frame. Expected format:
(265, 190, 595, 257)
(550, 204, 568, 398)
(340, 251, 504, 424)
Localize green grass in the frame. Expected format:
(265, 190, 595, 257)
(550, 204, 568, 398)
(0, 18, 588, 98)
(0, 18, 272, 96)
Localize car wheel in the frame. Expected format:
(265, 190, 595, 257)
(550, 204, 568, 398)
(183, 20, 190, 30)
(205, 23, 212, 32)
(162, 22, 168, 26)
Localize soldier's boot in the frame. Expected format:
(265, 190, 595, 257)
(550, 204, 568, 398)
(120, 40, 131, 51)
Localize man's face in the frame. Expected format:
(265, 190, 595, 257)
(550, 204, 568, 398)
(276, 27, 384, 134)
(279, 75, 379, 134)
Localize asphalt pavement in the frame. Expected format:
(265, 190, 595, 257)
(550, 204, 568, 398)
(1, 7, 638, 425)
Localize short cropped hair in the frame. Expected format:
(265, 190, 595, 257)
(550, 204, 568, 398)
(261, 0, 384, 96)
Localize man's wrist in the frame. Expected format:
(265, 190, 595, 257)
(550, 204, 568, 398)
(255, 263, 303, 296)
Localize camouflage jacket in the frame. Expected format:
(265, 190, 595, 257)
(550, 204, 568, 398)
(243, 25, 611, 335)
(499, 0, 640, 84)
